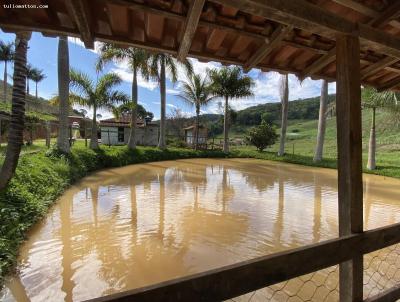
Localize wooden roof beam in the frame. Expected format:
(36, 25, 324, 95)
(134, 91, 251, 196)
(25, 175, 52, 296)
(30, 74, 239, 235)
(378, 75, 400, 91)
(65, 0, 94, 49)
(300, 47, 336, 80)
(177, 0, 205, 61)
(210, 0, 400, 59)
(244, 25, 292, 72)
(361, 56, 399, 80)
(369, 1, 400, 28)
(331, 0, 379, 18)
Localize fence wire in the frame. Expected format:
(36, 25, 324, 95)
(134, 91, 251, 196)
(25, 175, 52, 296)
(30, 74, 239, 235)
(227, 242, 400, 302)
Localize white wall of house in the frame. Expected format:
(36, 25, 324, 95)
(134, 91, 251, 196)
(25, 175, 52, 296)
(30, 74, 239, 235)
(101, 126, 126, 145)
(101, 125, 159, 146)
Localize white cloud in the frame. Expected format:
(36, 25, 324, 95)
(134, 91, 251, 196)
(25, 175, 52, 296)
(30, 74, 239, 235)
(110, 61, 158, 90)
(67, 37, 101, 54)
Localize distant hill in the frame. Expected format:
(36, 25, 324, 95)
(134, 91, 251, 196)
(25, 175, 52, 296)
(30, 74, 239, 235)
(0, 80, 79, 120)
(235, 94, 336, 126)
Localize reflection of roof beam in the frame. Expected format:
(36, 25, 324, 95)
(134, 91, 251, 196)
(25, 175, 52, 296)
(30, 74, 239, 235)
(244, 25, 292, 72)
(361, 56, 399, 80)
(210, 0, 400, 59)
(300, 47, 336, 79)
(378, 75, 400, 91)
(65, 0, 94, 49)
(177, 0, 205, 61)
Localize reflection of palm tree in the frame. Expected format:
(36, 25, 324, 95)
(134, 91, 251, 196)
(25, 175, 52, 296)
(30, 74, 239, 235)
(60, 194, 75, 302)
(159, 173, 165, 239)
(6, 275, 29, 302)
(273, 177, 285, 250)
(221, 167, 235, 212)
(313, 173, 322, 243)
(90, 186, 99, 227)
(364, 178, 372, 228)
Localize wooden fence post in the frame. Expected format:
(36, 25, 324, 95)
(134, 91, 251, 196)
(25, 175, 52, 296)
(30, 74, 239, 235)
(336, 33, 363, 302)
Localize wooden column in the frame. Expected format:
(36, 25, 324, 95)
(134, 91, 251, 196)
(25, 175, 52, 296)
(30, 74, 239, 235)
(336, 34, 364, 302)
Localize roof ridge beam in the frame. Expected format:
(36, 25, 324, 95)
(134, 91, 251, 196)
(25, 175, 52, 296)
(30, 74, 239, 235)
(244, 25, 292, 72)
(177, 0, 205, 61)
(65, 0, 94, 49)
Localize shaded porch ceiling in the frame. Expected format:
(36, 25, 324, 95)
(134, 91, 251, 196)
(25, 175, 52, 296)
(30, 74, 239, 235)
(2, 0, 400, 90)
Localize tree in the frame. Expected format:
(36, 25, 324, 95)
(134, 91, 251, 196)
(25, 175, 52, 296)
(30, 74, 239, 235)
(0, 31, 31, 191)
(0, 41, 14, 102)
(278, 74, 289, 156)
(148, 53, 193, 149)
(30, 68, 46, 99)
(56, 36, 71, 153)
(362, 88, 398, 170)
(69, 69, 129, 149)
(209, 66, 254, 152)
(177, 73, 214, 149)
(111, 102, 153, 121)
(97, 44, 149, 149)
(26, 63, 35, 95)
(313, 80, 328, 162)
(246, 120, 278, 151)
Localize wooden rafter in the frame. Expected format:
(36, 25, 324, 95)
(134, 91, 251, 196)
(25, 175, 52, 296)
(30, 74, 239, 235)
(300, 47, 336, 79)
(65, 0, 94, 49)
(244, 25, 292, 72)
(361, 56, 399, 80)
(177, 0, 205, 61)
(331, 0, 400, 29)
(368, 1, 400, 28)
(378, 75, 400, 91)
(210, 0, 400, 59)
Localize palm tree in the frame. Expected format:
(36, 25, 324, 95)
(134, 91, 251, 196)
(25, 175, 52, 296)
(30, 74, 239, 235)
(177, 73, 214, 149)
(362, 88, 398, 170)
(56, 36, 71, 154)
(278, 74, 289, 156)
(313, 80, 328, 162)
(0, 41, 14, 102)
(0, 31, 31, 191)
(209, 66, 254, 152)
(69, 69, 129, 149)
(26, 63, 35, 95)
(30, 68, 46, 99)
(97, 44, 149, 149)
(147, 53, 193, 149)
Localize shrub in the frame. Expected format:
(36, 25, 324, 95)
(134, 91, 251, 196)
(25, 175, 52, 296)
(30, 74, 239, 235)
(246, 121, 278, 151)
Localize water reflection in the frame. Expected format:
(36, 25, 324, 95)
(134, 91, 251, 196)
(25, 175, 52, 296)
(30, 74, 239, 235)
(1, 158, 400, 301)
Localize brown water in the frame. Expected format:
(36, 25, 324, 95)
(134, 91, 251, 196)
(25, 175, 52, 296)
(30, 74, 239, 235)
(1, 158, 400, 302)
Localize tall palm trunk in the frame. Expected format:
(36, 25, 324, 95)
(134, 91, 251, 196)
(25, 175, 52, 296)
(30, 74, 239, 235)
(278, 74, 289, 156)
(194, 104, 200, 150)
(158, 55, 166, 149)
(3, 60, 7, 102)
(367, 107, 376, 170)
(0, 32, 31, 191)
(313, 80, 328, 162)
(90, 105, 99, 149)
(35, 82, 38, 99)
(223, 96, 229, 152)
(26, 78, 29, 95)
(127, 67, 137, 149)
(56, 35, 71, 153)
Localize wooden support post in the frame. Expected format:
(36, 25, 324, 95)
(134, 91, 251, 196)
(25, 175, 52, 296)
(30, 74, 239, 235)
(336, 34, 364, 302)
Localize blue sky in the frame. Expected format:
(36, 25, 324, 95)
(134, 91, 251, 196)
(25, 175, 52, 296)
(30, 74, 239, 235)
(0, 31, 336, 119)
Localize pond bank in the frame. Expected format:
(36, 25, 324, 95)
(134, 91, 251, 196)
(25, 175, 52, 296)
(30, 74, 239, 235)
(0, 145, 399, 286)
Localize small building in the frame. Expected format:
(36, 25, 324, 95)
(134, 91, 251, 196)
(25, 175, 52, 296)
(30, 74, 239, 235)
(100, 116, 159, 146)
(183, 125, 208, 146)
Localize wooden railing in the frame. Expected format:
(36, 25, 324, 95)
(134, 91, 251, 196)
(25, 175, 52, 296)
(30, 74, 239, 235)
(86, 222, 400, 302)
